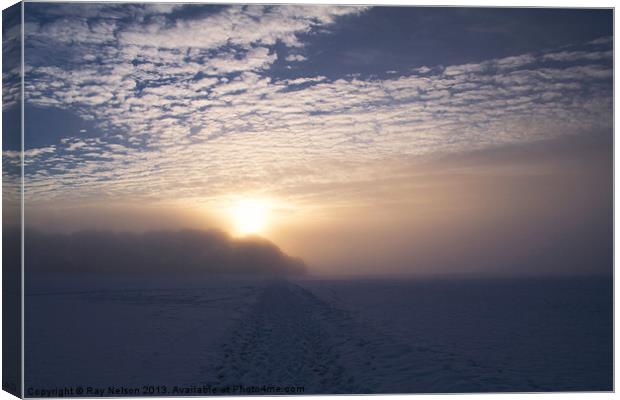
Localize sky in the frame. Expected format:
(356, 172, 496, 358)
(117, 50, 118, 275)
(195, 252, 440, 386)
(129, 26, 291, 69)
(3, 3, 613, 276)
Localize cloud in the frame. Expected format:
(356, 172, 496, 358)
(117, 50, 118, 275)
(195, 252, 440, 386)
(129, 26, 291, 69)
(286, 54, 307, 62)
(588, 36, 613, 45)
(143, 3, 183, 15)
(18, 5, 613, 212)
(23, 229, 307, 276)
(119, 5, 367, 50)
(542, 50, 613, 63)
(26, 146, 56, 157)
(3, 7, 21, 111)
(205, 47, 278, 74)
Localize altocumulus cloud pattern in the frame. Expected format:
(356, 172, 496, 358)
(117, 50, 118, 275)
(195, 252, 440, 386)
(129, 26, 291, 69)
(3, 5, 612, 209)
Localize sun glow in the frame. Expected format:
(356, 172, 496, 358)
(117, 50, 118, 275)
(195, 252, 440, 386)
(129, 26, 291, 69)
(230, 198, 270, 235)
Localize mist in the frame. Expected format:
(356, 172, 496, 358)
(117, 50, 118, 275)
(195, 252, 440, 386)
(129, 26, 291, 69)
(271, 131, 613, 277)
(21, 131, 612, 278)
(22, 228, 306, 276)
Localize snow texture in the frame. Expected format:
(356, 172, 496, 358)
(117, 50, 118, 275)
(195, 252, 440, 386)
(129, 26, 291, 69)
(25, 276, 612, 395)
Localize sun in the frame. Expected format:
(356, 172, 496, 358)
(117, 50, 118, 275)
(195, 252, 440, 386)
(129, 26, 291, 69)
(230, 198, 270, 235)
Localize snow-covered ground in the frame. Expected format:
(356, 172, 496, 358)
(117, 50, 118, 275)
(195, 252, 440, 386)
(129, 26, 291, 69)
(25, 276, 612, 395)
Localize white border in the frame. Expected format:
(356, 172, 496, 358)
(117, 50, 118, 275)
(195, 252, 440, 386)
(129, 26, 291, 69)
(0, 1, 616, 400)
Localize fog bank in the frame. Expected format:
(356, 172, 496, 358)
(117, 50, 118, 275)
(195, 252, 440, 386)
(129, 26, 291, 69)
(23, 229, 306, 276)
